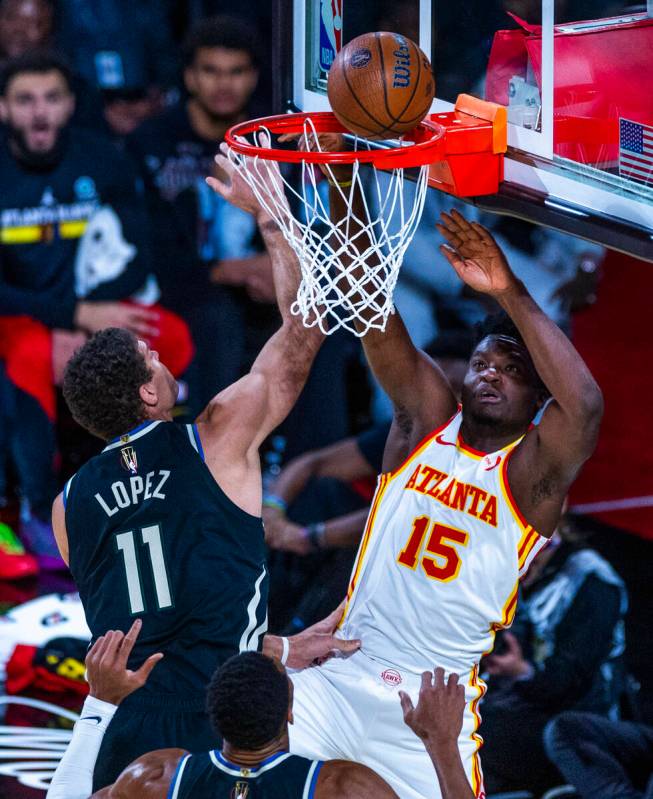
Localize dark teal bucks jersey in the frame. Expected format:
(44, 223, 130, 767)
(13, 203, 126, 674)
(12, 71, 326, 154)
(64, 421, 268, 700)
(170, 751, 323, 799)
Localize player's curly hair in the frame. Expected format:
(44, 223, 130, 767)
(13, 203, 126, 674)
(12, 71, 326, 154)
(62, 328, 152, 441)
(207, 652, 290, 750)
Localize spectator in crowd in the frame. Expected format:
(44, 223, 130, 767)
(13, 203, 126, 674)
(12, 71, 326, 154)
(128, 16, 355, 457)
(479, 515, 628, 795)
(264, 330, 474, 633)
(128, 15, 276, 410)
(54, 0, 177, 96)
(545, 710, 653, 799)
(102, 87, 158, 141)
(0, 0, 107, 131)
(0, 52, 192, 572)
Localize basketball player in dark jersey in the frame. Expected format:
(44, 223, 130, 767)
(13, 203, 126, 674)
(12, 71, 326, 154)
(47, 621, 474, 799)
(50, 146, 359, 789)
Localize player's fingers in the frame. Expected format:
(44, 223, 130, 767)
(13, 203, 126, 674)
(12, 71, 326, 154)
(321, 599, 346, 630)
(420, 670, 433, 693)
(450, 208, 474, 232)
(439, 244, 464, 271)
(328, 637, 361, 655)
(134, 652, 164, 684)
(206, 176, 229, 199)
(399, 690, 414, 717)
(86, 635, 105, 666)
(471, 222, 495, 245)
(438, 211, 462, 234)
(118, 619, 142, 664)
(99, 630, 119, 664)
(435, 224, 463, 249)
(446, 671, 460, 689)
(433, 667, 446, 689)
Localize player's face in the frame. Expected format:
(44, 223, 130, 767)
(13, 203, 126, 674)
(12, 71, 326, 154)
(184, 47, 258, 120)
(139, 341, 179, 411)
(0, 71, 74, 154)
(461, 336, 542, 429)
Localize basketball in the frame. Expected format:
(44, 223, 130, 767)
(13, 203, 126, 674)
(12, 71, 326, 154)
(327, 31, 435, 140)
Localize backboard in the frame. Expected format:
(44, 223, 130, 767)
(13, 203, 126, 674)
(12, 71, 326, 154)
(272, 0, 653, 261)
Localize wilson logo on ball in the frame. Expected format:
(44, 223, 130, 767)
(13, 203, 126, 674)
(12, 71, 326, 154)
(392, 37, 411, 88)
(350, 48, 371, 69)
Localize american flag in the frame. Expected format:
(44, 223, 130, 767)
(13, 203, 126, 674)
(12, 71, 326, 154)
(619, 118, 653, 185)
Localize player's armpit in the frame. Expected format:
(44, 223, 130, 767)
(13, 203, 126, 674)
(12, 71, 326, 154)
(51, 493, 69, 565)
(316, 761, 399, 799)
(92, 749, 186, 799)
(504, 399, 601, 538)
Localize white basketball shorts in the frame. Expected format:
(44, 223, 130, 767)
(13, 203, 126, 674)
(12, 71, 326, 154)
(288, 650, 485, 799)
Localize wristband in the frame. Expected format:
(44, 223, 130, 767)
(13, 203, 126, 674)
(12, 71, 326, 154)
(280, 636, 290, 666)
(263, 494, 287, 513)
(305, 522, 327, 551)
(77, 694, 118, 732)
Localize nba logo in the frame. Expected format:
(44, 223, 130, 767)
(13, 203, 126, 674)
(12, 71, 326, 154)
(319, 0, 343, 73)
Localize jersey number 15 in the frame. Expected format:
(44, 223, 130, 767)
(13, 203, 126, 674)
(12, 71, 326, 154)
(115, 524, 173, 614)
(397, 516, 469, 582)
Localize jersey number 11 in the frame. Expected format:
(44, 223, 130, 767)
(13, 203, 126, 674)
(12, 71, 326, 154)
(115, 524, 173, 614)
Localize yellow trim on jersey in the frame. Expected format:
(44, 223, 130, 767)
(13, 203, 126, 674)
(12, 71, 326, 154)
(386, 410, 461, 484)
(468, 664, 486, 798)
(338, 474, 390, 629)
(1, 225, 42, 243)
(59, 220, 88, 238)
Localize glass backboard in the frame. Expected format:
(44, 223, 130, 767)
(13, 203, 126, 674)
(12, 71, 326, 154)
(272, 0, 653, 261)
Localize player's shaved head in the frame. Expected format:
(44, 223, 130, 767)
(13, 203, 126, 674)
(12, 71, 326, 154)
(207, 652, 290, 750)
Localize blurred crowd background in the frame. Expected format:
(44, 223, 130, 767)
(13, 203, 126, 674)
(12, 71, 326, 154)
(0, 2, 651, 798)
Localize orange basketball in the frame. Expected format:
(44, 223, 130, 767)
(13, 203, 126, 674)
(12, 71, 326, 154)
(327, 31, 435, 140)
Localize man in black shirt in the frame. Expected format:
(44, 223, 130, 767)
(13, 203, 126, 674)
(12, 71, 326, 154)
(127, 16, 278, 410)
(0, 52, 191, 570)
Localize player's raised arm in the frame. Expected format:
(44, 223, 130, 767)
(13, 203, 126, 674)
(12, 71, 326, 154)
(400, 668, 475, 799)
(47, 621, 174, 799)
(327, 151, 457, 453)
(438, 210, 603, 537)
(198, 143, 324, 457)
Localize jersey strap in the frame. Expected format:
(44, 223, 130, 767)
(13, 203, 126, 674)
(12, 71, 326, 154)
(303, 760, 324, 799)
(185, 424, 205, 461)
(62, 474, 76, 508)
(167, 754, 191, 799)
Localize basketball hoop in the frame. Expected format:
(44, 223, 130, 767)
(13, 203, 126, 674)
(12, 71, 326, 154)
(225, 99, 507, 336)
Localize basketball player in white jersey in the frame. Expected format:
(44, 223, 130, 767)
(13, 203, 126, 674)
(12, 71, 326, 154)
(288, 209, 604, 799)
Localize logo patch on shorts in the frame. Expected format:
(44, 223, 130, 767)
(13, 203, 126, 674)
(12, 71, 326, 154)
(350, 48, 371, 68)
(381, 668, 403, 686)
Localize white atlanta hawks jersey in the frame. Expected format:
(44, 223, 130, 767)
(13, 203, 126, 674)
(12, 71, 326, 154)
(339, 409, 547, 678)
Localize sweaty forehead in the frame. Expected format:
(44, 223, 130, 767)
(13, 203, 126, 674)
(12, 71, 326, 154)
(473, 334, 531, 363)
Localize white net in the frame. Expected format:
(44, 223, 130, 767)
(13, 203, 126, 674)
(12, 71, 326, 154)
(227, 120, 431, 337)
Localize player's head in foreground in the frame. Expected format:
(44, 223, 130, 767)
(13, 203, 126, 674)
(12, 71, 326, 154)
(461, 310, 549, 436)
(207, 651, 293, 754)
(63, 328, 178, 441)
(0, 50, 74, 165)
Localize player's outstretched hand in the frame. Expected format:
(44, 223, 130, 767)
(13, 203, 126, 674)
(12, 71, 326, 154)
(85, 619, 163, 706)
(400, 667, 465, 751)
(436, 209, 517, 297)
(207, 139, 286, 221)
(286, 599, 361, 669)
